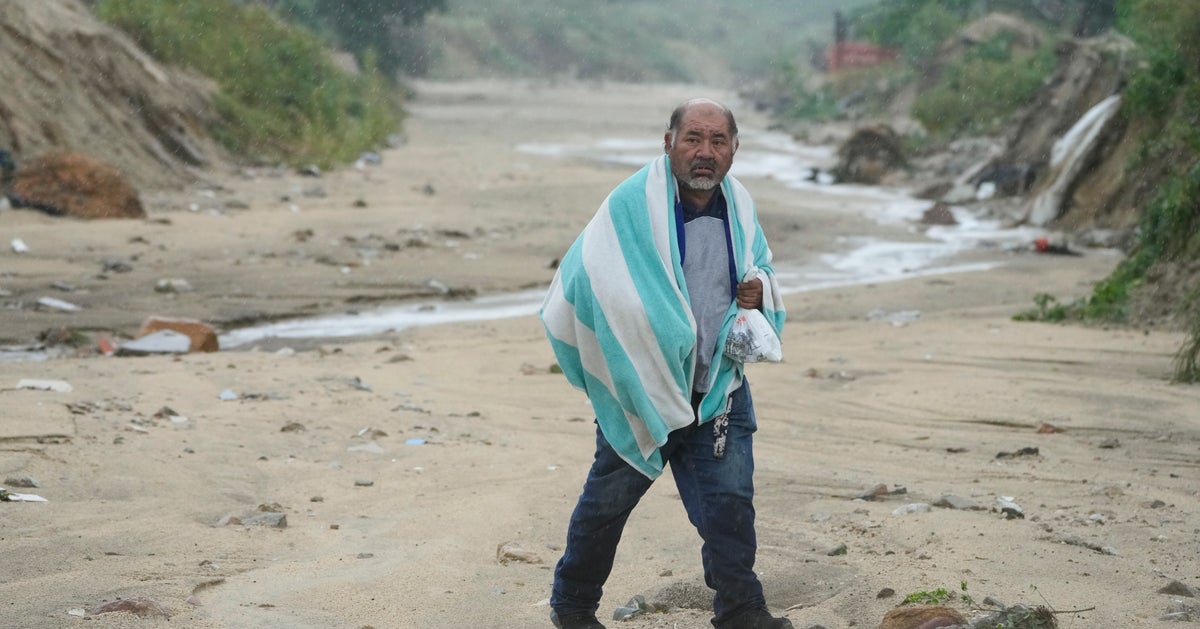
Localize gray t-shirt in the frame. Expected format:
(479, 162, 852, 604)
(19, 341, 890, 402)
(680, 191, 734, 394)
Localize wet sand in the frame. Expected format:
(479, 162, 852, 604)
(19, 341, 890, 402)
(1, 80, 1197, 628)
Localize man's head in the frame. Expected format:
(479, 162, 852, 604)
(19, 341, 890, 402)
(664, 98, 738, 192)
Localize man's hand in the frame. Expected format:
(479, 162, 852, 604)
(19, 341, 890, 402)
(736, 277, 763, 309)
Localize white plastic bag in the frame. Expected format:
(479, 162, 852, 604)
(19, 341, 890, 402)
(724, 308, 782, 363)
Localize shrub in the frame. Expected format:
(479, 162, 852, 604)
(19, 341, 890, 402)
(95, 0, 400, 167)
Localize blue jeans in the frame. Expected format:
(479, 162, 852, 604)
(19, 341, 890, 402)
(550, 381, 764, 626)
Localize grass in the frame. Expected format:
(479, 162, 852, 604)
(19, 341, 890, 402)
(95, 0, 401, 168)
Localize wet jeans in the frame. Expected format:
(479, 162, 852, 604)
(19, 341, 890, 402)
(550, 381, 764, 626)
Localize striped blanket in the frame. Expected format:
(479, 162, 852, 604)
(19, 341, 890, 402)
(541, 155, 785, 478)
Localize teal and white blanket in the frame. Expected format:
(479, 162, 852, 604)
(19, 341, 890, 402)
(541, 155, 785, 478)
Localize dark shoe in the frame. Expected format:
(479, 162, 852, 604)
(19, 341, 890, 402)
(716, 607, 794, 629)
(550, 609, 607, 629)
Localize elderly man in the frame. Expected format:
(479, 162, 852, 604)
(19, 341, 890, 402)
(540, 98, 789, 629)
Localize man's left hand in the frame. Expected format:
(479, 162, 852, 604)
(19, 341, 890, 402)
(736, 278, 763, 309)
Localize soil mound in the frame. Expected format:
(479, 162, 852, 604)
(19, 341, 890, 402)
(0, 0, 226, 190)
(8, 151, 144, 218)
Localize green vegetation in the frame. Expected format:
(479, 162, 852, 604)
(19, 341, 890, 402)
(269, 0, 446, 79)
(902, 587, 954, 606)
(911, 34, 1056, 138)
(901, 581, 975, 607)
(95, 0, 401, 167)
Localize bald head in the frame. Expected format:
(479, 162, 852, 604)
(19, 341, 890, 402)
(667, 98, 738, 145)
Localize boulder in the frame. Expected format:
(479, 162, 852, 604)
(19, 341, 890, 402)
(137, 316, 219, 353)
(833, 125, 906, 184)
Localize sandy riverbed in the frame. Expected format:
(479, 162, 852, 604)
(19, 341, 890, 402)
(1, 80, 1197, 628)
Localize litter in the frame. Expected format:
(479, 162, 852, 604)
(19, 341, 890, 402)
(15, 378, 73, 393)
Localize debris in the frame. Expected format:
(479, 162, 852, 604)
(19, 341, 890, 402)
(218, 389, 238, 401)
(137, 316, 219, 352)
(117, 329, 191, 355)
(970, 603, 1058, 628)
(10, 237, 28, 253)
(1033, 238, 1081, 255)
(15, 378, 73, 393)
(612, 594, 653, 621)
(405, 438, 426, 445)
(996, 446, 1039, 459)
(87, 597, 170, 619)
(0, 487, 48, 502)
(1098, 437, 1120, 449)
(35, 296, 81, 312)
(1037, 422, 1065, 434)
(995, 496, 1025, 519)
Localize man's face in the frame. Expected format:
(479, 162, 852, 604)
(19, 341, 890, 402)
(664, 104, 737, 191)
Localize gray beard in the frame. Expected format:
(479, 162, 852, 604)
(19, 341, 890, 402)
(681, 175, 719, 191)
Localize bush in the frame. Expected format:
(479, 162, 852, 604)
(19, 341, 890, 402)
(912, 35, 1055, 138)
(96, 0, 400, 167)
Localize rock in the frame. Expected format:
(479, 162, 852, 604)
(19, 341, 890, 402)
(242, 512, 287, 528)
(827, 543, 848, 556)
(3, 476, 39, 488)
(855, 483, 907, 500)
(10, 237, 28, 253)
(877, 588, 896, 599)
(496, 541, 542, 565)
(9, 151, 144, 219)
(154, 278, 194, 293)
(136, 316, 219, 352)
(88, 597, 170, 619)
(1159, 580, 1199, 598)
(920, 202, 957, 226)
(117, 329, 191, 355)
(892, 503, 933, 516)
(878, 605, 967, 629)
(833, 124, 906, 184)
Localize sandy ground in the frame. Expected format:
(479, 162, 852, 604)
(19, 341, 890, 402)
(1, 80, 1198, 629)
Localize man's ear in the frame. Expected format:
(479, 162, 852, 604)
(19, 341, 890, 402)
(663, 132, 672, 152)
(733, 137, 740, 154)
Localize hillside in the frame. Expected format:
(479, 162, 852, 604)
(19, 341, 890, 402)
(0, 0, 225, 189)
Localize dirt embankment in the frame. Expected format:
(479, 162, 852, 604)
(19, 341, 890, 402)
(0, 0, 226, 190)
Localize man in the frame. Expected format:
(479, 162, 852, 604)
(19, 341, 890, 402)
(540, 99, 789, 629)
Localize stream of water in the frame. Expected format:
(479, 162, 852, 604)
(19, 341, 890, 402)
(216, 128, 1047, 348)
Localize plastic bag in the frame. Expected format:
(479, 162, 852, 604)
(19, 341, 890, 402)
(724, 308, 782, 363)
